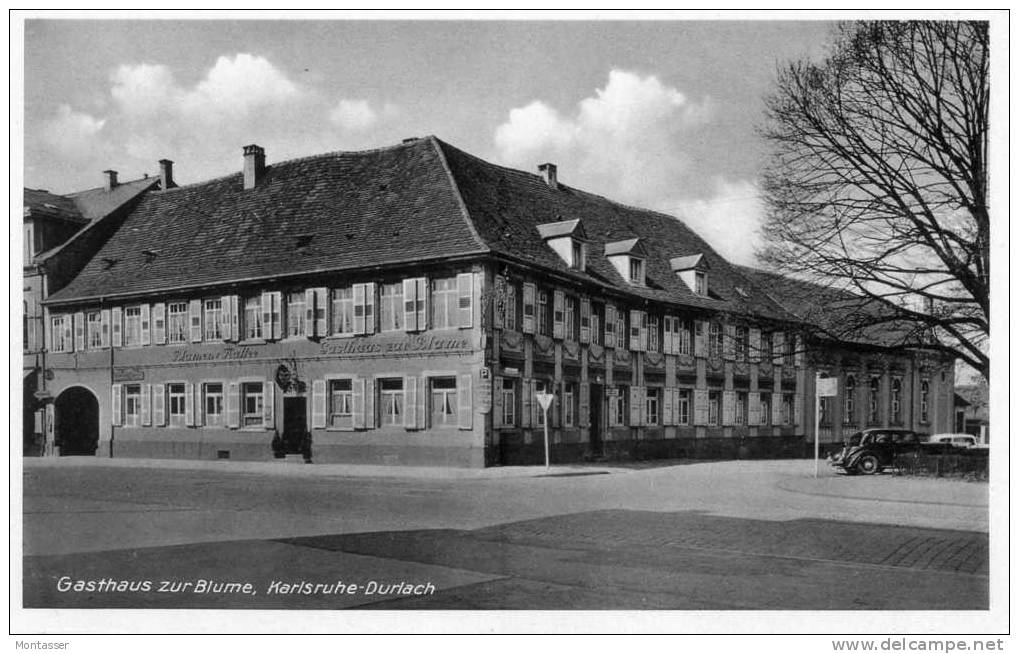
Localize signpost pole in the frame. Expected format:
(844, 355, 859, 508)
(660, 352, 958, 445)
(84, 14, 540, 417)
(535, 391, 553, 470)
(543, 411, 550, 470)
(815, 373, 821, 479)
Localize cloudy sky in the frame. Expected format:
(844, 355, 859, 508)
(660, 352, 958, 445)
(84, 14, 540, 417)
(23, 19, 834, 265)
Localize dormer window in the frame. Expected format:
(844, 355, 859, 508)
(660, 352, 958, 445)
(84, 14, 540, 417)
(537, 219, 588, 272)
(605, 238, 648, 286)
(670, 254, 711, 297)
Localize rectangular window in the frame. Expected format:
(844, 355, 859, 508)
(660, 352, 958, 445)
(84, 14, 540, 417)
(629, 258, 643, 284)
(782, 393, 794, 425)
(920, 380, 930, 423)
(242, 382, 264, 427)
(331, 287, 354, 335)
(500, 378, 516, 426)
(379, 283, 404, 332)
(784, 336, 796, 367)
(203, 299, 224, 340)
(564, 296, 577, 341)
(819, 396, 832, 426)
(166, 302, 189, 344)
(611, 386, 627, 427)
(759, 392, 772, 425)
(430, 278, 458, 330)
(735, 327, 748, 362)
(430, 377, 458, 427)
(203, 383, 223, 426)
(502, 283, 518, 331)
(735, 391, 747, 426)
(87, 311, 103, 349)
(646, 387, 661, 426)
(761, 332, 773, 361)
(537, 290, 550, 336)
(676, 389, 691, 425)
(647, 314, 660, 353)
(243, 296, 262, 340)
(285, 292, 305, 338)
(695, 271, 707, 296)
(167, 383, 186, 426)
(709, 323, 724, 358)
(890, 378, 903, 424)
(563, 382, 576, 427)
(676, 319, 692, 355)
(329, 379, 354, 429)
(843, 375, 857, 425)
(868, 377, 880, 424)
(50, 315, 69, 352)
(124, 385, 141, 427)
(123, 307, 142, 347)
(379, 378, 404, 426)
(590, 304, 602, 346)
(571, 241, 583, 269)
(708, 391, 721, 426)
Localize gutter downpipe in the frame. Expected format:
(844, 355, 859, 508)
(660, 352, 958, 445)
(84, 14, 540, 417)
(103, 296, 114, 458)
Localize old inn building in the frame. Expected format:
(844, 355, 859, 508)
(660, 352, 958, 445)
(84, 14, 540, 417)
(37, 136, 957, 466)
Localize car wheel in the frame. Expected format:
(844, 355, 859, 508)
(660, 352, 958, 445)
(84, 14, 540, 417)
(856, 454, 881, 475)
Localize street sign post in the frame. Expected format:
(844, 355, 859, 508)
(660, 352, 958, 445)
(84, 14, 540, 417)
(535, 391, 554, 470)
(815, 374, 839, 478)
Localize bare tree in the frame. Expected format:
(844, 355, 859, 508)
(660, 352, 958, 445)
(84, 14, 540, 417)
(758, 21, 989, 380)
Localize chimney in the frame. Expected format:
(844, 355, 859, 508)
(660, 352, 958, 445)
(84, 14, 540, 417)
(103, 169, 118, 192)
(158, 159, 174, 190)
(538, 162, 558, 190)
(243, 144, 266, 190)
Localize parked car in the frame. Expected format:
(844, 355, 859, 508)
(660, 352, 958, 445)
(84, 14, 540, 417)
(830, 428, 926, 475)
(926, 433, 988, 451)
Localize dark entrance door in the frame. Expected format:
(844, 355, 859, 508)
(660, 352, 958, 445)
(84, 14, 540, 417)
(589, 383, 604, 458)
(282, 397, 308, 454)
(55, 387, 99, 456)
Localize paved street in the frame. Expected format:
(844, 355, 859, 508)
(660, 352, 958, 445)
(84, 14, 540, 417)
(21, 458, 988, 610)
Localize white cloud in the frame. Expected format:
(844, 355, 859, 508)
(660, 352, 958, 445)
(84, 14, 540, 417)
(328, 99, 400, 131)
(494, 69, 765, 265)
(42, 104, 106, 156)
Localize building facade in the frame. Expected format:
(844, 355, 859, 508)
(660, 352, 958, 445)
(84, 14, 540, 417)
(38, 137, 955, 466)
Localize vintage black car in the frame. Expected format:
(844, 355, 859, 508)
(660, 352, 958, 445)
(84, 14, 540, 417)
(829, 428, 927, 475)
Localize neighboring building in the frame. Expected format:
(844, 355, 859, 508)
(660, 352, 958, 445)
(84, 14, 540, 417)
(38, 137, 956, 466)
(954, 384, 989, 442)
(23, 166, 168, 454)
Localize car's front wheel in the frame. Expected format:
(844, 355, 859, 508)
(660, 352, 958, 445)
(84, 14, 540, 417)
(856, 454, 881, 475)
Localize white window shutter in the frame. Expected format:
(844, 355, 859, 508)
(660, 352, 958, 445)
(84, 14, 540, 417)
(552, 289, 565, 339)
(194, 383, 204, 426)
(313, 288, 327, 337)
(640, 312, 648, 352)
(520, 378, 533, 429)
(579, 298, 591, 344)
(694, 389, 709, 426)
(311, 379, 327, 429)
(794, 393, 804, 426)
(111, 307, 123, 347)
(458, 374, 472, 430)
(188, 299, 202, 342)
(748, 391, 761, 426)
(663, 387, 675, 425)
(263, 381, 274, 429)
(604, 304, 615, 348)
(722, 390, 735, 426)
(260, 292, 273, 339)
(608, 387, 618, 426)
(663, 316, 673, 355)
(415, 376, 427, 430)
(100, 309, 111, 348)
(152, 303, 166, 345)
(457, 272, 473, 328)
(305, 289, 317, 337)
(403, 376, 418, 429)
(184, 382, 195, 427)
(772, 393, 783, 426)
(363, 378, 375, 429)
(363, 282, 376, 335)
(73, 312, 84, 351)
(140, 304, 151, 346)
(226, 382, 239, 428)
(352, 284, 366, 334)
(578, 382, 590, 428)
(627, 386, 639, 426)
(111, 383, 122, 426)
(521, 283, 536, 334)
(415, 278, 427, 331)
(141, 384, 151, 426)
(531, 380, 542, 427)
(152, 383, 165, 427)
(723, 324, 735, 360)
(749, 328, 761, 363)
(353, 377, 366, 429)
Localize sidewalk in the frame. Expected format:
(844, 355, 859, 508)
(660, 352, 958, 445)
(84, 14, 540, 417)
(19, 455, 626, 480)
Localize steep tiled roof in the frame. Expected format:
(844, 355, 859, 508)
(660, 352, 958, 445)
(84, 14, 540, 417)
(68, 176, 160, 222)
(436, 139, 791, 319)
(735, 266, 924, 349)
(670, 254, 707, 271)
(48, 139, 488, 302)
(536, 218, 584, 240)
(24, 189, 86, 224)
